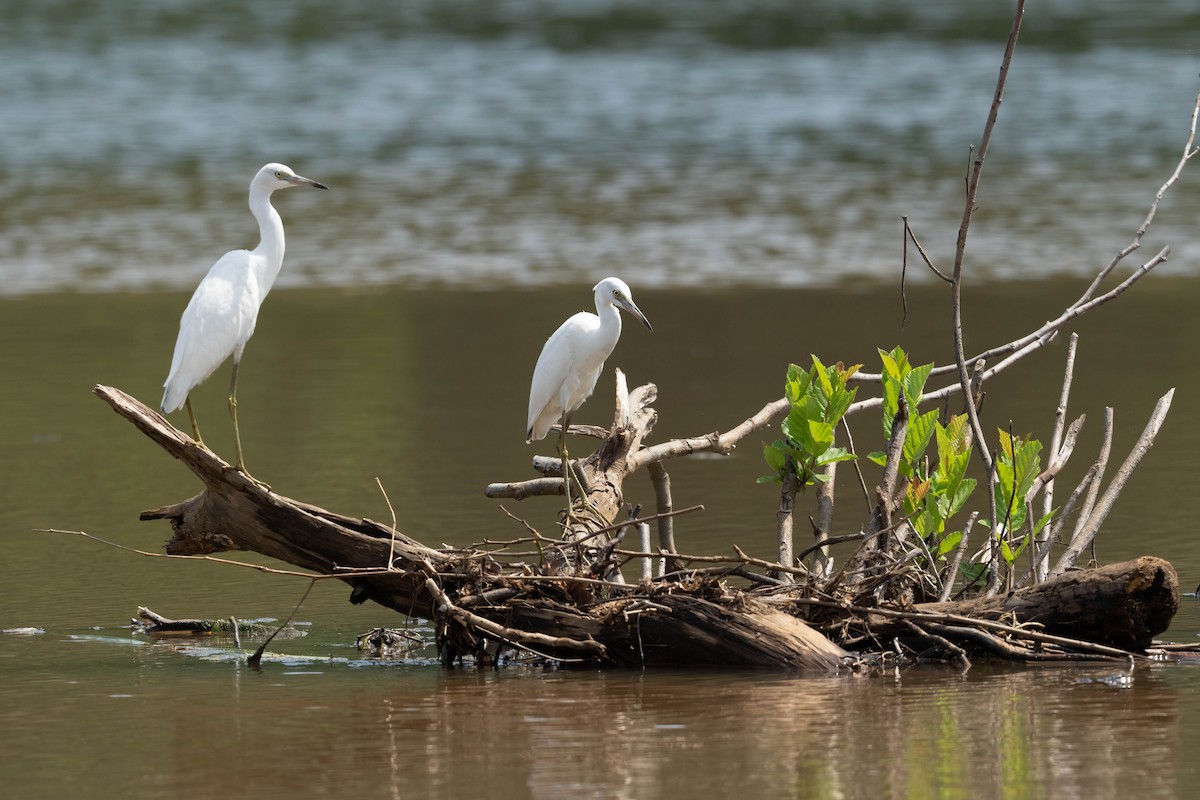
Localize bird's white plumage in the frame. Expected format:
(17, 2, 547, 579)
(526, 277, 651, 442)
(160, 162, 326, 414)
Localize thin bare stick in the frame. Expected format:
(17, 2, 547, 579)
(375, 477, 398, 570)
(784, 597, 1144, 660)
(37, 528, 399, 580)
(646, 461, 681, 573)
(812, 457, 836, 578)
(1043, 333, 1079, 522)
(1072, 407, 1114, 543)
(951, 0, 1024, 488)
(776, 471, 799, 584)
(1051, 389, 1174, 576)
(839, 91, 1200, 396)
(851, 243, 1169, 389)
(939, 512, 978, 602)
(904, 215, 952, 283)
(630, 398, 788, 469)
(846, 324, 1058, 417)
(248, 579, 316, 666)
(422, 564, 605, 659)
(1045, 462, 1098, 546)
(732, 545, 810, 578)
(903, 619, 970, 669)
(866, 393, 909, 549)
(840, 417, 873, 515)
(1079, 91, 1200, 306)
(901, 215, 909, 326)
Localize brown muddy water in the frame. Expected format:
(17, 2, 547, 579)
(3, 280, 1200, 798)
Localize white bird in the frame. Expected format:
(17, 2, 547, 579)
(160, 162, 327, 481)
(527, 277, 652, 515)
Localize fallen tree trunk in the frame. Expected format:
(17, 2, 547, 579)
(94, 384, 847, 670)
(913, 556, 1178, 651)
(92, 384, 1180, 669)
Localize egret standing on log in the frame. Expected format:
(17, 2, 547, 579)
(527, 277, 652, 516)
(160, 163, 327, 482)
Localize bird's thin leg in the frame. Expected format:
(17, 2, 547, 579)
(184, 397, 204, 446)
(558, 415, 597, 525)
(558, 412, 575, 522)
(228, 360, 270, 490)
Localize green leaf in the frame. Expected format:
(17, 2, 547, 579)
(948, 478, 977, 518)
(866, 451, 887, 467)
(903, 409, 939, 467)
(1000, 537, 1016, 565)
(903, 361, 934, 408)
(815, 447, 857, 467)
(762, 441, 788, 474)
(935, 530, 962, 558)
(959, 562, 987, 589)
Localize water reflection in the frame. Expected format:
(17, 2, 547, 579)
(6, 643, 1185, 800)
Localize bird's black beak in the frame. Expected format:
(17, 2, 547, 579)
(621, 300, 652, 332)
(290, 174, 328, 190)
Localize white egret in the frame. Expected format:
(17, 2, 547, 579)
(527, 277, 652, 515)
(160, 162, 327, 481)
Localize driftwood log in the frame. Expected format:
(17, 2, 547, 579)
(94, 385, 847, 669)
(92, 383, 1181, 669)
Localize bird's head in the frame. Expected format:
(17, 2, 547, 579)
(594, 277, 652, 332)
(255, 163, 328, 192)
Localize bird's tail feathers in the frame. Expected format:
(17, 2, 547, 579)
(161, 381, 188, 415)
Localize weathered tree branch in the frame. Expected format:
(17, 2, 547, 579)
(1051, 390, 1174, 576)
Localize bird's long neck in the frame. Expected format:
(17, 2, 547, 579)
(595, 297, 623, 349)
(248, 183, 285, 292)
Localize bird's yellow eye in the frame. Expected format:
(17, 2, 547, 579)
(275, 171, 284, 179)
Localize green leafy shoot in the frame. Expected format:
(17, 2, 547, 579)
(761, 357, 860, 489)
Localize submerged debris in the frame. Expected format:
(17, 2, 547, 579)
(355, 627, 426, 659)
(131, 607, 306, 641)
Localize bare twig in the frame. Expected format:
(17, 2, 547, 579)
(630, 402, 789, 468)
(776, 471, 799, 584)
(784, 597, 1145, 660)
(38, 528, 398, 580)
(939, 511, 978, 602)
(952, 0, 1024, 490)
(646, 461, 682, 573)
(422, 563, 605, 660)
(866, 393, 908, 549)
(812, 457, 836, 579)
(1072, 407, 1114, 543)
(840, 417, 873, 515)
(248, 579, 317, 666)
(1042, 333, 1079, 523)
(376, 477, 399, 570)
(903, 619, 971, 670)
(1051, 390, 1174, 576)
(903, 215, 953, 283)
(849, 246, 1168, 391)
